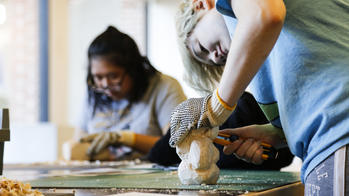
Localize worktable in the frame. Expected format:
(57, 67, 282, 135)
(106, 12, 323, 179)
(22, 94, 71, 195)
(2, 160, 304, 195)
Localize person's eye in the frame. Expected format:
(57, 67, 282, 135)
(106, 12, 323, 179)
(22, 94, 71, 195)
(107, 73, 118, 80)
(199, 43, 209, 54)
(93, 75, 102, 81)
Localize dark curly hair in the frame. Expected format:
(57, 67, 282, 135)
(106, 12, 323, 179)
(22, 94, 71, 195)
(87, 26, 157, 113)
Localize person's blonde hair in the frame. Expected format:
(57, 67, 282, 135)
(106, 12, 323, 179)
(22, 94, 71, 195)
(176, 0, 224, 95)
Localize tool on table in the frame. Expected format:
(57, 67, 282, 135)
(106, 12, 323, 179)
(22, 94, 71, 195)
(213, 132, 278, 160)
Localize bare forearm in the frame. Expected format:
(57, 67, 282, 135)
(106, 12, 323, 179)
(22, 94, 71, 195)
(130, 134, 160, 154)
(218, 0, 286, 105)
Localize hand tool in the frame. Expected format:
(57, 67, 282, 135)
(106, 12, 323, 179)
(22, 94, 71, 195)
(213, 132, 278, 160)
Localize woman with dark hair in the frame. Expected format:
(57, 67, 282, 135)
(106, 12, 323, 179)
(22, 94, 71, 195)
(73, 26, 187, 160)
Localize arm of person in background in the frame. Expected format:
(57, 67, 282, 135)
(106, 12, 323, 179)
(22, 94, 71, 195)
(69, 129, 160, 161)
(73, 126, 162, 160)
(80, 131, 160, 157)
(65, 128, 114, 161)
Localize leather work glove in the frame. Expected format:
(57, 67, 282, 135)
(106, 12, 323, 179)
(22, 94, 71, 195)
(80, 130, 135, 157)
(169, 89, 236, 147)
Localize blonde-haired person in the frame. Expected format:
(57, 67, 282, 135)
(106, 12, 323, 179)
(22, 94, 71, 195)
(176, 0, 223, 95)
(155, 0, 293, 170)
(171, 0, 349, 194)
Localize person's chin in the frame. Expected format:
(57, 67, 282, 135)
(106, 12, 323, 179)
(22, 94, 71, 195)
(103, 91, 120, 100)
(110, 93, 123, 101)
(104, 91, 113, 97)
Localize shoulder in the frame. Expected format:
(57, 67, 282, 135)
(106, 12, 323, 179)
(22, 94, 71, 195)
(140, 73, 186, 102)
(154, 73, 184, 93)
(148, 73, 186, 102)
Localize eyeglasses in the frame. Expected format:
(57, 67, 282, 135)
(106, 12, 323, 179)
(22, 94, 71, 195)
(88, 72, 126, 93)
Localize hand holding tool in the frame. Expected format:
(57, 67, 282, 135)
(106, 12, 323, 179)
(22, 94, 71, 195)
(213, 132, 278, 160)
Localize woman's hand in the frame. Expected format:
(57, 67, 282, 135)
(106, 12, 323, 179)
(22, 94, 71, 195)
(169, 90, 235, 147)
(220, 123, 287, 164)
(80, 130, 136, 157)
(80, 132, 122, 157)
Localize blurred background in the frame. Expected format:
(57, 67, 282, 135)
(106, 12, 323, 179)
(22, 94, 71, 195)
(0, 0, 199, 163)
(0, 0, 301, 171)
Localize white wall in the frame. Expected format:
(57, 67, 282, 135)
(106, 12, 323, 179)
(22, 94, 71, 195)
(4, 123, 57, 163)
(147, 0, 198, 98)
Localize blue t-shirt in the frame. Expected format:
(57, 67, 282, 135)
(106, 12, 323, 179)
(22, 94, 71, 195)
(216, 0, 349, 182)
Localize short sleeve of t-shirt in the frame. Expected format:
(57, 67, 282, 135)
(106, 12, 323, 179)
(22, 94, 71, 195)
(216, 0, 236, 18)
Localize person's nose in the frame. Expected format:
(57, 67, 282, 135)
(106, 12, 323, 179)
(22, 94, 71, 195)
(209, 50, 221, 65)
(209, 49, 226, 65)
(100, 77, 111, 88)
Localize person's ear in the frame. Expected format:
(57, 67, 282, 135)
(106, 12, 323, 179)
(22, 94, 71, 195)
(193, 0, 214, 11)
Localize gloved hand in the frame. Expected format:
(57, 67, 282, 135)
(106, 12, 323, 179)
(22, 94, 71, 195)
(169, 89, 236, 147)
(80, 130, 135, 157)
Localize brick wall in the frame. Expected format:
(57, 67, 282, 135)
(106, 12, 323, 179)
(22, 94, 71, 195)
(3, 0, 39, 123)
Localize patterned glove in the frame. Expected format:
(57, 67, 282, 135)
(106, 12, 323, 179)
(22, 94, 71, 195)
(80, 131, 135, 157)
(169, 89, 236, 147)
